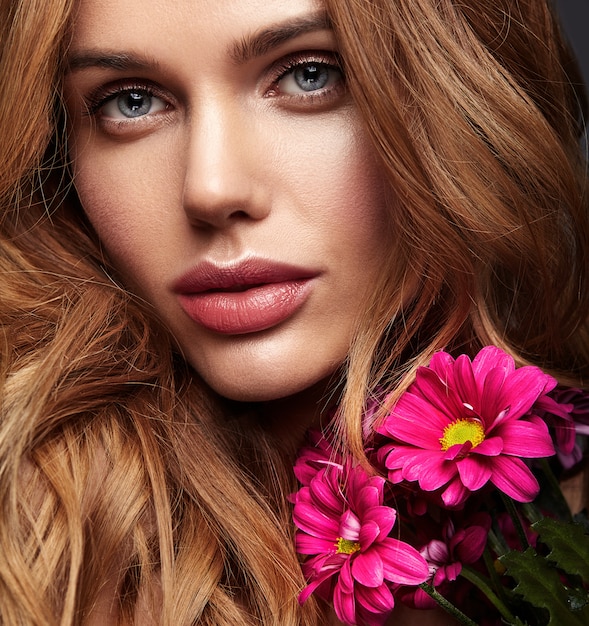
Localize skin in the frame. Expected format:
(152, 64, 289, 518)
(65, 0, 394, 432)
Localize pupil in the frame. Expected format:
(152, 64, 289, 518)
(295, 64, 329, 92)
(304, 65, 319, 82)
(126, 92, 144, 111)
(117, 91, 151, 118)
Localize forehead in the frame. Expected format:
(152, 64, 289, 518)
(69, 0, 327, 51)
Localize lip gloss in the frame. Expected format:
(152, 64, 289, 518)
(177, 279, 313, 334)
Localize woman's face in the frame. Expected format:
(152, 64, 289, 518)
(65, 0, 392, 404)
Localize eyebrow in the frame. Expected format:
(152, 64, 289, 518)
(66, 11, 332, 73)
(67, 51, 159, 73)
(230, 11, 332, 64)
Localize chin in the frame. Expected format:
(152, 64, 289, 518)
(205, 377, 310, 403)
(197, 364, 339, 408)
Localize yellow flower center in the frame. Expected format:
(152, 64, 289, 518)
(336, 538, 361, 555)
(440, 418, 486, 451)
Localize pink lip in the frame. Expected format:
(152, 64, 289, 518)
(173, 259, 318, 335)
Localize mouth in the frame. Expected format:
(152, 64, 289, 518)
(173, 258, 318, 335)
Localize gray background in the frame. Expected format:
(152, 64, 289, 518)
(555, 0, 589, 87)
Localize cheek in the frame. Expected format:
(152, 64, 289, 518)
(75, 176, 137, 270)
(325, 136, 392, 261)
(288, 119, 388, 221)
(71, 144, 177, 283)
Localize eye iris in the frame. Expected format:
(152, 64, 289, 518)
(118, 91, 151, 117)
(293, 64, 330, 92)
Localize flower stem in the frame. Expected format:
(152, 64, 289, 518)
(418, 583, 478, 626)
(461, 565, 518, 624)
(520, 501, 543, 525)
(500, 492, 529, 550)
(487, 527, 509, 557)
(483, 546, 509, 603)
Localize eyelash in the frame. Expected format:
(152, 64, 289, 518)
(82, 51, 345, 122)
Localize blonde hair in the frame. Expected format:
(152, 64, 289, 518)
(0, 0, 587, 623)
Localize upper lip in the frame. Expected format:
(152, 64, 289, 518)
(172, 258, 319, 294)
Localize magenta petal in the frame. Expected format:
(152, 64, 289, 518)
(473, 436, 503, 456)
(455, 526, 489, 564)
(340, 510, 362, 541)
(359, 519, 381, 549)
(479, 366, 509, 426)
(294, 464, 320, 487)
(299, 555, 344, 603)
(414, 457, 458, 491)
(293, 502, 339, 539)
(353, 551, 384, 587)
(333, 583, 357, 626)
(444, 442, 472, 461)
(490, 456, 540, 502)
(412, 367, 465, 420)
(294, 448, 335, 485)
(428, 350, 456, 378)
(387, 467, 405, 484)
(443, 562, 462, 582)
(499, 367, 556, 420)
(553, 417, 576, 455)
(301, 552, 332, 576)
(298, 565, 337, 604)
(362, 506, 397, 540)
(298, 585, 316, 606)
(310, 474, 346, 515)
(299, 579, 327, 605)
(296, 533, 338, 555)
(355, 581, 395, 614)
(303, 552, 346, 583)
(457, 456, 492, 491)
(379, 538, 430, 584)
(452, 354, 480, 409)
(412, 587, 438, 610)
(441, 478, 470, 507)
(472, 346, 514, 378)
(497, 420, 554, 458)
(423, 539, 448, 564)
(355, 484, 383, 512)
(384, 394, 450, 445)
(387, 447, 434, 474)
(339, 558, 355, 594)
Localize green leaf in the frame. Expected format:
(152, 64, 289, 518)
(499, 547, 589, 626)
(532, 517, 589, 582)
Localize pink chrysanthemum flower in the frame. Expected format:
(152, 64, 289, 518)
(376, 347, 556, 507)
(293, 460, 429, 626)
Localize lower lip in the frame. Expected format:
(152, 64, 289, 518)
(177, 279, 313, 335)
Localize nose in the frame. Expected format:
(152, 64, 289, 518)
(181, 104, 270, 229)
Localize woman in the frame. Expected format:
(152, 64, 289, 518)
(0, 0, 587, 624)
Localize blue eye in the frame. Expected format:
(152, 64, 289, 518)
(100, 89, 167, 119)
(292, 64, 331, 91)
(278, 62, 342, 96)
